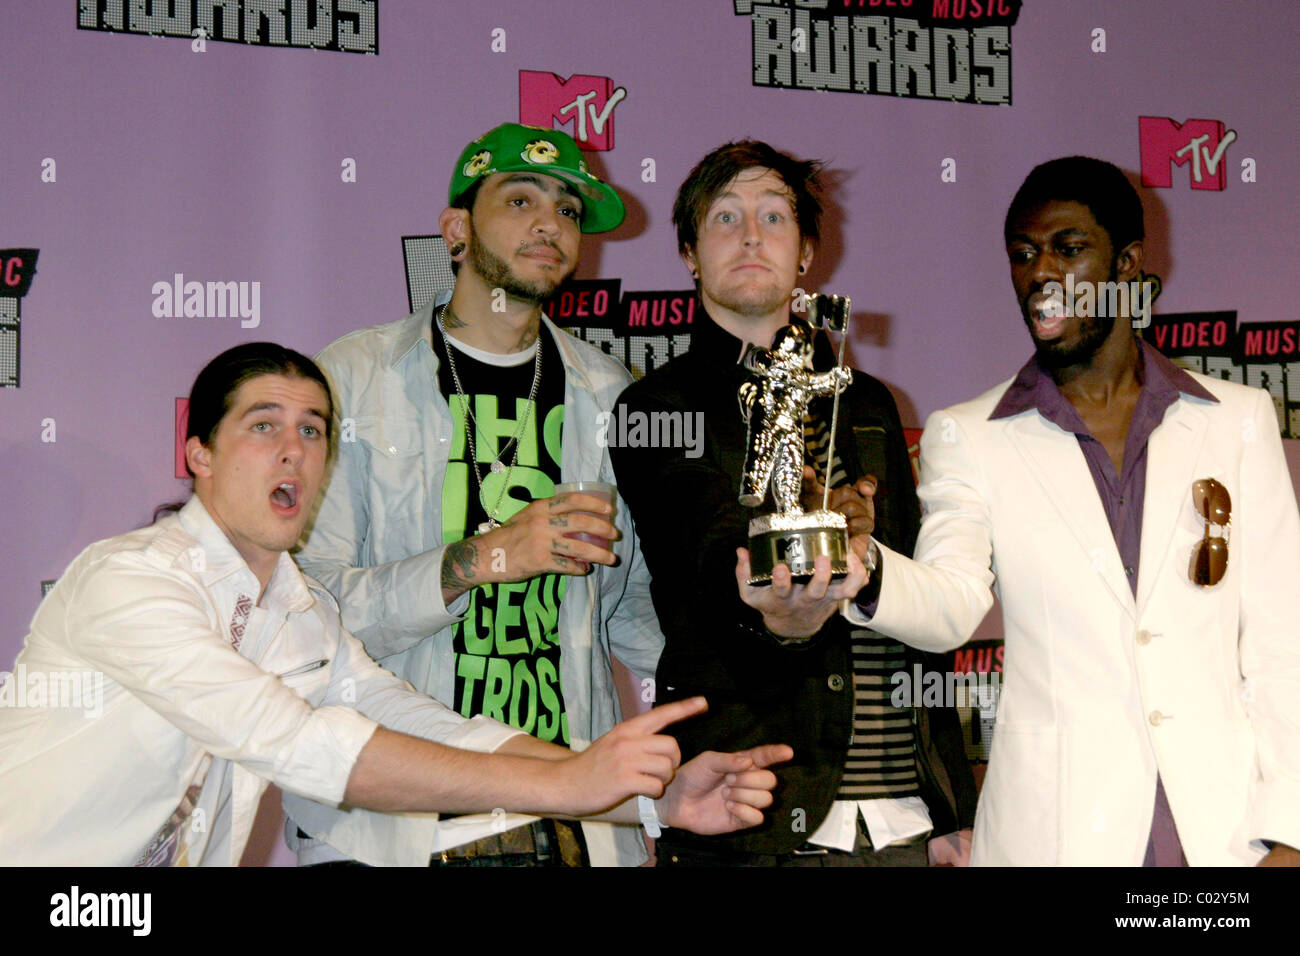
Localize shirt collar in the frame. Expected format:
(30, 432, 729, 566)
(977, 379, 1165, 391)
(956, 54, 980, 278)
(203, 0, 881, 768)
(177, 496, 315, 613)
(692, 299, 839, 370)
(690, 307, 752, 365)
(404, 290, 591, 391)
(387, 293, 447, 370)
(990, 338, 1218, 428)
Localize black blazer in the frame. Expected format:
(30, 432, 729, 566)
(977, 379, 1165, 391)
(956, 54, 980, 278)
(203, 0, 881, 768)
(611, 311, 977, 855)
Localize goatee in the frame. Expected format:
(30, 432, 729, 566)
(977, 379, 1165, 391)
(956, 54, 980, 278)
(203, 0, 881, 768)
(467, 234, 565, 305)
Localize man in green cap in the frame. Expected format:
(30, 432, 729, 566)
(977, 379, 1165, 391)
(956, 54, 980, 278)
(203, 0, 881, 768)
(287, 123, 675, 866)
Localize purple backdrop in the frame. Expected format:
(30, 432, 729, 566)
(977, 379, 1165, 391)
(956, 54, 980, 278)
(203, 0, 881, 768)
(3, 1, 1298, 864)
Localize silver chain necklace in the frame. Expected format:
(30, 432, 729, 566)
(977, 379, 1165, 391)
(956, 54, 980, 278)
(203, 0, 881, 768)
(436, 305, 543, 534)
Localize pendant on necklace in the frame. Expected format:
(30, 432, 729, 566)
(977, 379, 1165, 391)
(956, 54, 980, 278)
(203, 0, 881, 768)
(476, 520, 499, 535)
(490, 460, 506, 475)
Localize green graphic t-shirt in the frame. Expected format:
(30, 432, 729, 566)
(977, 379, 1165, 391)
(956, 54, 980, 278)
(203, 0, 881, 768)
(432, 324, 570, 744)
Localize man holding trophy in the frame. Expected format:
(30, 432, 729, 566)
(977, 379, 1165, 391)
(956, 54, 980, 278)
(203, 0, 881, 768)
(610, 141, 976, 866)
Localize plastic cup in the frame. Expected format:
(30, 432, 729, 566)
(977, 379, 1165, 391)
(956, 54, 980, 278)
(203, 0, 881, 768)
(555, 481, 616, 550)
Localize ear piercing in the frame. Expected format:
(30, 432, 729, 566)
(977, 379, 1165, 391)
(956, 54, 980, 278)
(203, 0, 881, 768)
(450, 242, 466, 257)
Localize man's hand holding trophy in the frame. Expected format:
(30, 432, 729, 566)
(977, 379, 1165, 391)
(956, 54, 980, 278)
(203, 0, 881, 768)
(733, 294, 872, 639)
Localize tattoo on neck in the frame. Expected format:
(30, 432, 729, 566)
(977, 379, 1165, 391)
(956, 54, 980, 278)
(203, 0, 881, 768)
(441, 538, 479, 594)
(442, 304, 468, 330)
(513, 322, 540, 353)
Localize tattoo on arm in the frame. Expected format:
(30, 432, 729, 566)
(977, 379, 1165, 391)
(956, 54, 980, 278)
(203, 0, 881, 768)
(441, 538, 480, 598)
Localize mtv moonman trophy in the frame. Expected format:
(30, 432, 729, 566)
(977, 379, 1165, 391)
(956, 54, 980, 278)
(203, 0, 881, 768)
(739, 294, 854, 586)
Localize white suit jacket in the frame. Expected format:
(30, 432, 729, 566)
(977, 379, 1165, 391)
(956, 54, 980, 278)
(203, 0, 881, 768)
(867, 365, 1300, 865)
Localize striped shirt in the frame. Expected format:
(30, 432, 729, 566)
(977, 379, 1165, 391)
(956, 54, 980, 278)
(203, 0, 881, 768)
(804, 410, 920, 800)
(838, 636, 920, 799)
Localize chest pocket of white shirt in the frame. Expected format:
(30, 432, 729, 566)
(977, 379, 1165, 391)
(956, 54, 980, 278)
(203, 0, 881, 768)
(275, 658, 332, 704)
(354, 417, 426, 556)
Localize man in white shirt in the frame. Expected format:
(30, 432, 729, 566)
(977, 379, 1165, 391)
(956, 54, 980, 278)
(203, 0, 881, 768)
(0, 342, 788, 866)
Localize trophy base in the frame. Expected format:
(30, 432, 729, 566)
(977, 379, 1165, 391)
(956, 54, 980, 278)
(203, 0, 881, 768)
(746, 510, 850, 586)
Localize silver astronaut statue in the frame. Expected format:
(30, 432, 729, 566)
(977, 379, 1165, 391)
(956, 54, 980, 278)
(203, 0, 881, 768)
(738, 297, 854, 586)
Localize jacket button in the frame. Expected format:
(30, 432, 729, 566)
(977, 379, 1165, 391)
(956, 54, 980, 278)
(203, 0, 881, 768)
(827, 674, 845, 691)
(1136, 629, 1151, 646)
(1148, 710, 1164, 726)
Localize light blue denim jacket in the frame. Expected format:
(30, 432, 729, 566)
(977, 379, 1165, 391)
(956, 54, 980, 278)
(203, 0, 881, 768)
(285, 293, 664, 866)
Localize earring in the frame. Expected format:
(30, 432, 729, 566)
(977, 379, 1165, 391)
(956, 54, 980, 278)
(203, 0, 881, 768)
(798, 265, 807, 275)
(450, 242, 466, 258)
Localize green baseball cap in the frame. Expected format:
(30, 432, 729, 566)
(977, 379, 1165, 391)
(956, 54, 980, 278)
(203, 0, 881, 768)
(448, 122, 626, 234)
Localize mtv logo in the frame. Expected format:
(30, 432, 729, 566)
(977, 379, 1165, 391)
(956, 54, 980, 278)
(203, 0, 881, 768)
(1139, 117, 1238, 191)
(776, 535, 806, 566)
(519, 70, 627, 151)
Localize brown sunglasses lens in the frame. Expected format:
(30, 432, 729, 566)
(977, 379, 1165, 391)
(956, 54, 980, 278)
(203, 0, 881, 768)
(1192, 478, 1231, 525)
(1190, 536, 1229, 587)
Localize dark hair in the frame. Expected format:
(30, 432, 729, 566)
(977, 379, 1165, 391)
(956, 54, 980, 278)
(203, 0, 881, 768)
(184, 342, 332, 475)
(672, 140, 824, 256)
(1004, 156, 1145, 253)
(447, 179, 484, 276)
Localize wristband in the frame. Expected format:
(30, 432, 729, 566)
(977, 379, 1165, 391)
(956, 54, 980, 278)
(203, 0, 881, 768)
(637, 795, 665, 837)
(864, 537, 880, 575)
(857, 538, 882, 607)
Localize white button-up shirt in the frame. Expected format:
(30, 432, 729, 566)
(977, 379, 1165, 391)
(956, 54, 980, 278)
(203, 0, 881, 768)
(0, 497, 519, 866)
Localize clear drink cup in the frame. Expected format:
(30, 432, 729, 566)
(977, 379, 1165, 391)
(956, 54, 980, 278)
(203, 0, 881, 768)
(555, 481, 616, 551)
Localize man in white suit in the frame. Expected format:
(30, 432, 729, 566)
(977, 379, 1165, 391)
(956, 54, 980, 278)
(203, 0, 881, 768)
(851, 156, 1300, 866)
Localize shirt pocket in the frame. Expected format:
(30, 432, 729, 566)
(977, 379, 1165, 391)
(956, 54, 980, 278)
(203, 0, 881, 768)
(353, 417, 428, 558)
(274, 657, 333, 704)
